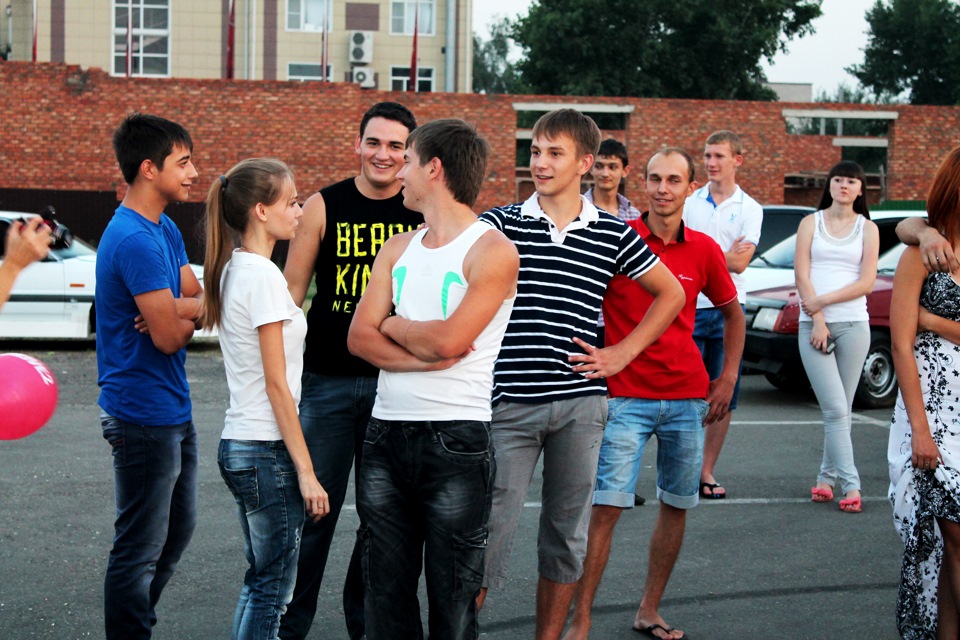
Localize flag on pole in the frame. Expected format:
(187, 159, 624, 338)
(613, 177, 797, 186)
(226, 0, 235, 79)
(408, 1, 418, 92)
(125, 2, 133, 77)
(31, 0, 38, 62)
(321, 0, 328, 82)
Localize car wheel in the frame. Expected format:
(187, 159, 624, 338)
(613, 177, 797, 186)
(88, 307, 96, 339)
(764, 370, 810, 393)
(854, 330, 897, 409)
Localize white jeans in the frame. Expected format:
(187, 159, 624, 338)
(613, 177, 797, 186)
(798, 321, 870, 494)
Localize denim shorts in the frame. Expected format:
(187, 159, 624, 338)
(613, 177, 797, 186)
(693, 306, 744, 410)
(594, 397, 709, 510)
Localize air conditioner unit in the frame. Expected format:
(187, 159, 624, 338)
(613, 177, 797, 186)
(349, 31, 374, 64)
(352, 68, 376, 89)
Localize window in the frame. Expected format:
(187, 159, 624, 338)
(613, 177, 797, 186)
(288, 62, 334, 81)
(112, 0, 170, 77)
(391, 66, 434, 92)
(288, 0, 332, 32)
(390, 1, 434, 36)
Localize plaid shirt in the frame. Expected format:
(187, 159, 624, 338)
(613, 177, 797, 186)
(583, 188, 641, 222)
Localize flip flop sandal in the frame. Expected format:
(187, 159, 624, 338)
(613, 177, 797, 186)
(699, 481, 725, 499)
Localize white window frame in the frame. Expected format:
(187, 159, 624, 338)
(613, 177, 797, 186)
(288, 62, 334, 82)
(286, 0, 333, 33)
(390, 0, 435, 36)
(111, 0, 170, 78)
(390, 65, 435, 92)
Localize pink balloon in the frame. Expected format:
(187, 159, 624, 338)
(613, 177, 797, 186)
(0, 353, 58, 440)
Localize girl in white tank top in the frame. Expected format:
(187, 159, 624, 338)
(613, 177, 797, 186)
(794, 161, 880, 515)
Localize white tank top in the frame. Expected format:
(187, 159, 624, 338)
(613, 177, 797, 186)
(373, 221, 515, 421)
(799, 210, 868, 323)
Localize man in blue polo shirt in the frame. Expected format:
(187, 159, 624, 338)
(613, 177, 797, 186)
(682, 129, 762, 500)
(96, 113, 203, 640)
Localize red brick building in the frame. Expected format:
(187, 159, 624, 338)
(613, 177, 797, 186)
(3, 61, 957, 217)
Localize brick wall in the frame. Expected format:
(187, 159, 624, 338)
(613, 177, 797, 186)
(3, 61, 959, 216)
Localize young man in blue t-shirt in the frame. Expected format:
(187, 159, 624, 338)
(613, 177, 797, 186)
(96, 113, 203, 640)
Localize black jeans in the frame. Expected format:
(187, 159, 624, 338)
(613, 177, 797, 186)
(280, 373, 376, 640)
(357, 418, 495, 640)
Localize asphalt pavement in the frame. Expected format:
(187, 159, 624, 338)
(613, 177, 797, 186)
(0, 343, 902, 639)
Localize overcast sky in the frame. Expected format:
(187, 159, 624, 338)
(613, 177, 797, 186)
(473, 0, 874, 96)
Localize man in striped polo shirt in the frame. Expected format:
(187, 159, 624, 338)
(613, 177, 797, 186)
(476, 109, 685, 640)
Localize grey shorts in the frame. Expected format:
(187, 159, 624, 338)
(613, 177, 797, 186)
(482, 395, 608, 588)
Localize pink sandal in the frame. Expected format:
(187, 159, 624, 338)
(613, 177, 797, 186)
(839, 495, 862, 513)
(811, 486, 834, 502)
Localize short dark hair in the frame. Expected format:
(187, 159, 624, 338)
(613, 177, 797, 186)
(359, 102, 417, 139)
(647, 147, 696, 183)
(597, 139, 629, 167)
(531, 109, 601, 159)
(406, 119, 490, 207)
(705, 130, 743, 156)
(112, 113, 193, 185)
(817, 160, 870, 218)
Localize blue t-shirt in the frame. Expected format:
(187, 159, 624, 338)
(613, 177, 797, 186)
(96, 205, 192, 426)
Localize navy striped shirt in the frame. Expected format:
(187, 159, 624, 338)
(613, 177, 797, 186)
(480, 194, 659, 404)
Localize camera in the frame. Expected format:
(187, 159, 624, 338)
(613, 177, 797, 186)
(21, 205, 72, 250)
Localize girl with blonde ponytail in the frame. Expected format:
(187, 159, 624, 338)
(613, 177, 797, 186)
(203, 158, 328, 639)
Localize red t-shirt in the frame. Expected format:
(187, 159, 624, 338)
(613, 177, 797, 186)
(604, 216, 737, 400)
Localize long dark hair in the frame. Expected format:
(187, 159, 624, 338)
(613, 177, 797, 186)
(202, 158, 293, 328)
(816, 160, 870, 219)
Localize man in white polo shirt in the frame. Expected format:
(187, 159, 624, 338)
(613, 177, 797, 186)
(682, 129, 762, 500)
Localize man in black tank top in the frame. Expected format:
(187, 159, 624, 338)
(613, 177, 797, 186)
(280, 102, 422, 640)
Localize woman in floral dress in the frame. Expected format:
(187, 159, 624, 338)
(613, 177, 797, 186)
(889, 146, 960, 640)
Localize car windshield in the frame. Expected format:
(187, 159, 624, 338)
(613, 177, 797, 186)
(877, 243, 906, 274)
(52, 237, 96, 260)
(751, 234, 796, 269)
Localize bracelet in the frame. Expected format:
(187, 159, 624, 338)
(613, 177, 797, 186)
(402, 319, 414, 346)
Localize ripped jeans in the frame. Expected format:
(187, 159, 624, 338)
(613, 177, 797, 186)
(357, 418, 495, 640)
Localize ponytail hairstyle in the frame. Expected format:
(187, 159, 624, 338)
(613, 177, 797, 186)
(202, 158, 293, 328)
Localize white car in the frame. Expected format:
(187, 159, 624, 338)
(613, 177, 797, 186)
(744, 209, 927, 294)
(0, 211, 210, 340)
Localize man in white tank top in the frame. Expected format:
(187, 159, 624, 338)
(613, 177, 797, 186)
(348, 119, 519, 640)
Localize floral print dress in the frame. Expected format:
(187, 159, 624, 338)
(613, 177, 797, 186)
(888, 271, 960, 639)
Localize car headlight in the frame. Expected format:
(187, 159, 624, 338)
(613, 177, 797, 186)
(752, 307, 781, 332)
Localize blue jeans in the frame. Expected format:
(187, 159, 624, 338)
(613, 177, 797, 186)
(280, 373, 377, 640)
(595, 398, 709, 510)
(693, 306, 744, 410)
(358, 418, 495, 640)
(219, 439, 305, 640)
(101, 413, 198, 640)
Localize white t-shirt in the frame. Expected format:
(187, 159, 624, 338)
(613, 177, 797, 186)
(683, 185, 763, 306)
(219, 250, 307, 440)
(799, 210, 868, 323)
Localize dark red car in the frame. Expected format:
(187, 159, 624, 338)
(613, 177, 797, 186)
(743, 244, 902, 409)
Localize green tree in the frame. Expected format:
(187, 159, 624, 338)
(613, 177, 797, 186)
(812, 81, 900, 105)
(509, 0, 822, 100)
(473, 17, 529, 95)
(850, 0, 960, 105)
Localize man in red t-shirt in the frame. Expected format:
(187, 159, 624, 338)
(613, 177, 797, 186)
(564, 148, 745, 640)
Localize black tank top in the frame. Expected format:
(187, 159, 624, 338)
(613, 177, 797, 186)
(304, 177, 422, 377)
